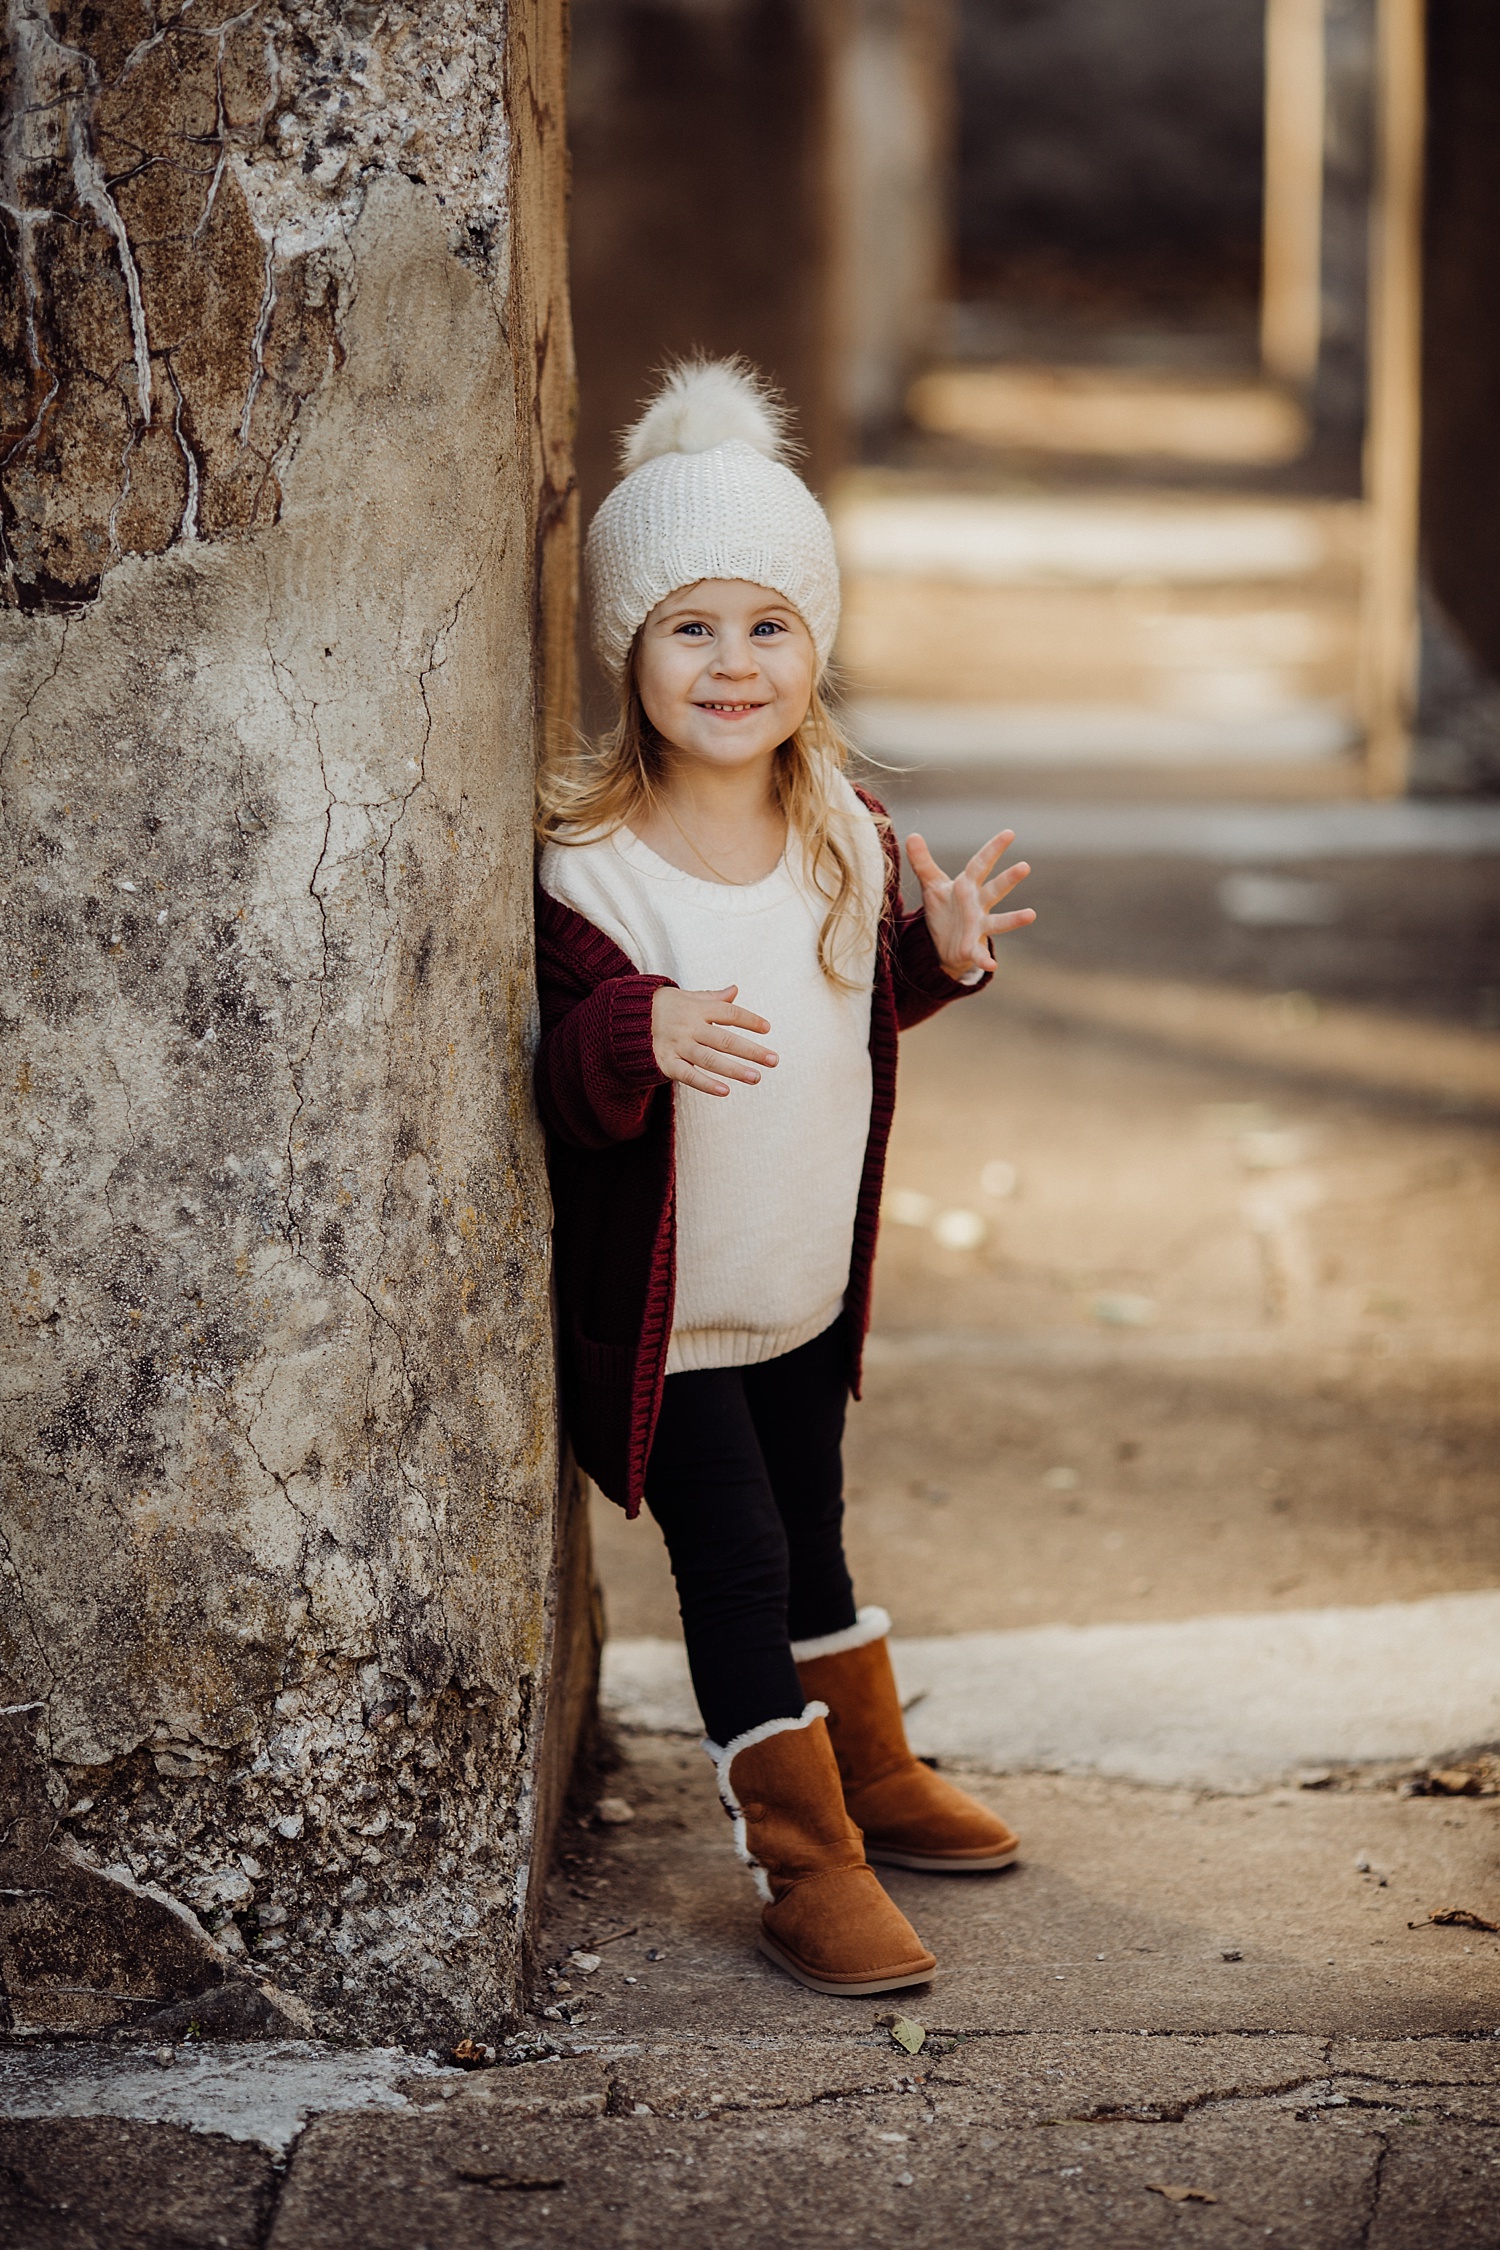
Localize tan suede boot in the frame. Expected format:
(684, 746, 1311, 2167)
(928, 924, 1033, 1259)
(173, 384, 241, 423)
(794, 1610, 1020, 1872)
(709, 1705, 937, 1995)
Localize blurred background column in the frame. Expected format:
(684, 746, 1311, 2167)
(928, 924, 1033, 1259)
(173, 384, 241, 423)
(1261, 0, 1326, 390)
(825, 0, 955, 440)
(568, 0, 953, 717)
(1358, 0, 1425, 793)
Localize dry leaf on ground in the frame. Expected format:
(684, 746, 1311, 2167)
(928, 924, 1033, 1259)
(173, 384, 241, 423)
(874, 2011, 927, 2054)
(1147, 2183, 1218, 2204)
(1408, 1906, 1500, 1933)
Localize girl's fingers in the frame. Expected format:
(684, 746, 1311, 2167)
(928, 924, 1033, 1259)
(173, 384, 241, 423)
(702, 1030, 778, 1066)
(696, 991, 772, 1034)
(980, 859, 1030, 905)
(964, 829, 1016, 883)
(985, 907, 1036, 933)
(662, 1051, 730, 1094)
(683, 1041, 762, 1084)
(904, 832, 945, 886)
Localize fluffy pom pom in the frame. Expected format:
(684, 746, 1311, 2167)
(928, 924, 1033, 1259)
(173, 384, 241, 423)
(620, 357, 789, 472)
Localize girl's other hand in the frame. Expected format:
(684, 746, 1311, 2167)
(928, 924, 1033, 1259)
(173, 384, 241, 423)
(651, 985, 778, 1096)
(905, 829, 1035, 983)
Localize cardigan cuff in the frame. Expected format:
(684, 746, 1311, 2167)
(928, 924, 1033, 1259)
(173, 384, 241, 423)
(606, 975, 674, 1088)
(903, 910, 992, 997)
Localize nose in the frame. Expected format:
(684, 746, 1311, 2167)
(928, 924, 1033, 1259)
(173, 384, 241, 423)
(710, 630, 758, 678)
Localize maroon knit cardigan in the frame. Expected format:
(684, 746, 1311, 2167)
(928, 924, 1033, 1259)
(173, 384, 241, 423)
(533, 792, 986, 1516)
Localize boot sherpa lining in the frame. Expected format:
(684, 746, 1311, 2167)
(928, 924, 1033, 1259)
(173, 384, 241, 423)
(703, 1702, 830, 1905)
(789, 1605, 891, 1662)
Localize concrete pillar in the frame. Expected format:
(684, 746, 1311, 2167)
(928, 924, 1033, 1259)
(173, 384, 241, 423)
(1313, 0, 1376, 443)
(827, 0, 953, 437)
(1, 0, 585, 2043)
(1358, 0, 1425, 793)
(567, 2, 952, 477)
(1261, 0, 1327, 387)
(568, 0, 835, 539)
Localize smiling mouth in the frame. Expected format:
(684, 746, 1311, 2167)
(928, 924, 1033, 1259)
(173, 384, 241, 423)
(696, 700, 768, 714)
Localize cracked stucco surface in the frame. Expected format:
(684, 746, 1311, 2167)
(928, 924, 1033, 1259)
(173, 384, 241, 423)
(2, 0, 520, 607)
(1, 0, 578, 2040)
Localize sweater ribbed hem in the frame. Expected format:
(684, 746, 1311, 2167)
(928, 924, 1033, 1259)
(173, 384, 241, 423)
(665, 1301, 844, 1376)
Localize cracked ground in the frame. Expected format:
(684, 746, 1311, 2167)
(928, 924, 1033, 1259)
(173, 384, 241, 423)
(4, 850, 1496, 2245)
(4, 1740, 1498, 2246)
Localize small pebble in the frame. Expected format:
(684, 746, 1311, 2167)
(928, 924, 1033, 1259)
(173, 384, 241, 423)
(153, 2046, 175, 2068)
(595, 1798, 635, 1825)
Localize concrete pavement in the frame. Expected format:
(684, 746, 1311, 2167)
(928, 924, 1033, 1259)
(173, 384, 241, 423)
(6, 1731, 1497, 2245)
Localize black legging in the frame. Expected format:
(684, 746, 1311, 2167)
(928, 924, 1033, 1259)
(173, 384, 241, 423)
(643, 1320, 858, 1747)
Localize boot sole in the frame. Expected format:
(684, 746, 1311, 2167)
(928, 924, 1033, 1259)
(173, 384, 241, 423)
(756, 1930, 936, 1997)
(866, 1843, 1020, 1873)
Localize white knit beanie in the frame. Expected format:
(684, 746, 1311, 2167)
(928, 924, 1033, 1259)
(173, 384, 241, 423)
(585, 359, 841, 682)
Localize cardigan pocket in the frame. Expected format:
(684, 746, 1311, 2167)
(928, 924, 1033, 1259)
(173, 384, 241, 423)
(561, 1330, 639, 1501)
(568, 1330, 636, 1388)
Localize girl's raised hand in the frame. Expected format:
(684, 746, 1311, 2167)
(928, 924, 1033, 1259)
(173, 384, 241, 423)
(651, 984, 778, 1097)
(905, 829, 1035, 982)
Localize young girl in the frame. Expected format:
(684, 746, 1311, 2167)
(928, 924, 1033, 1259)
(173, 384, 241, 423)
(535, 361, 1034, 1997)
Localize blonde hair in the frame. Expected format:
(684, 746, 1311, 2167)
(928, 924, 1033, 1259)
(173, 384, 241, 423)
(536, 664, 883, 989)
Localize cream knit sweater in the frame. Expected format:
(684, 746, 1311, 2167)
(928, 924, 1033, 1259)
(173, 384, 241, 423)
(540, 781, 884, 1374)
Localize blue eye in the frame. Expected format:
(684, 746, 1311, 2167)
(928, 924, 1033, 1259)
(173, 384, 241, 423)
(675, 621, 709, 636)
(751, 620, 786, 637)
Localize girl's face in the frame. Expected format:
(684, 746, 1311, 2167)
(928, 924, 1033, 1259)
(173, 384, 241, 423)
(634, 579, 818, 777)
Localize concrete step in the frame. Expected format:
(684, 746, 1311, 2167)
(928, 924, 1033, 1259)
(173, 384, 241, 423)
(601, 1588, 1500, 1791)
(831, 485, 1365, 771)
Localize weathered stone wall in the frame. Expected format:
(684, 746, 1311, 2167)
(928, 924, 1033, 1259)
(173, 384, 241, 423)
(0, 0, 583, 2043)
